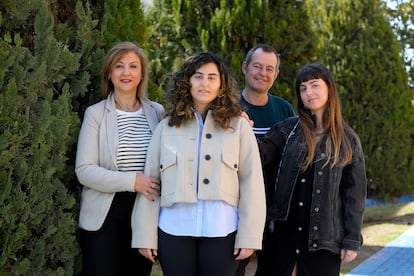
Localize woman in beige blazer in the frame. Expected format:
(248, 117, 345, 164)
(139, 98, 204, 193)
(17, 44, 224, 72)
(132, 52, 266, 276)
(75, 42, 164, 276)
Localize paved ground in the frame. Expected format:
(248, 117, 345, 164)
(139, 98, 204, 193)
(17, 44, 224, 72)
(345, 225, 414, 276)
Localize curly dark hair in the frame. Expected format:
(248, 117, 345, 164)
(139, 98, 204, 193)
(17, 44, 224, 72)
(165, 52, 242, 128)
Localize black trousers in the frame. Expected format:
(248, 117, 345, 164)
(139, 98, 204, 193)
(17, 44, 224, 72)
(158, 228, 240, 276)
(234, 255, 251, 276)
(257, 230, 341, 276)
(79, 192, 152, 276)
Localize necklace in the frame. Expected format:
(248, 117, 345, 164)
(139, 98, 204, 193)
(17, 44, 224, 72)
(114, 98, 139, 112)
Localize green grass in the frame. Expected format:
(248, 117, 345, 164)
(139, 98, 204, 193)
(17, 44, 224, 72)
(364, 201, 414, 221)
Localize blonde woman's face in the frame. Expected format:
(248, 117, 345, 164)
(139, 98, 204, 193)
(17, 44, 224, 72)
(299, 78, 328, 116)
(189, 62, 221, 114)
(109, 52, 142, 95)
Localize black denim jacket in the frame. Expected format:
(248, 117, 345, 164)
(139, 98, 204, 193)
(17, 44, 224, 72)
(260, 117, 367, 254)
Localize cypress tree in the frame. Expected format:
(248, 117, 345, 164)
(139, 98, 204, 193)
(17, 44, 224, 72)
(144, 0, 201, 104)
(146, 0, 319, 104)
(0, 0, 155, 274)
(99, 0, 160, 100)
(385, 0, 414, 88)
(0, 0, 91, 274)
(320, 0, 414, 200)
(200, 0, 320, 102)
(101, 0, 148, 47)
(65, 1, 105, 113)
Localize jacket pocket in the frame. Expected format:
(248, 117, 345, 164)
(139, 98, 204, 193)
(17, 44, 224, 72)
(160, 150, 177, 196)
(222, 151, 239, 171)
(220, 150, 239, 198)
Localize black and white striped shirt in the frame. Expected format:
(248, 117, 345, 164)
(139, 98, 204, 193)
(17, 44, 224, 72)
(116, 109, 152, 172)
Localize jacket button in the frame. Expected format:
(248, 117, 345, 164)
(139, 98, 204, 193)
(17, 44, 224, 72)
(206, 133, 212, 139)
(298, 202, 304, 207)
(314, 207, 320, 212)
(160, 164, 163, 169)
(205, 154, 211, 160)
(321, 153, 326, 158)
(316, 189, 321, 194)
(301, 178, 306, 183)
(318, 171, 323, 176)
(313, 243, 318, 248)
(203, 178, 210, 184)
(295, 249, 300, 254)
(298, 227, 302, 231)
(313, 226, 318, 231)
(233, 164, 238, 169)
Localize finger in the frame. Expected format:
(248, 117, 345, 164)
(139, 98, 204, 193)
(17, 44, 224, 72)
(346, 253, 356, 260)
(151, 178, 160, 185)
(139, 248, 151, 259)
(340, 249, 346, 260)
(150, 183, 161, 192)
(235, 254, 245, 260)
(148, 186, 160, 197)
(148, 190, 160, 197)
(342, 251, 356, 263)
(342, 257, 353, 264)
(146, 249, 158, 263)
(147, 255, 155, 263)
(142, 249, 155, 262)
(152, 249, 158, 259)
(235, 251, 247, 260)
(143, 191, 155, 202)
(235, 249, 254, 260)
(248, 119, 254, 127)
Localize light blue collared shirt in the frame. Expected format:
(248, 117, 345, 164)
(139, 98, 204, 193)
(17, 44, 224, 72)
(158, 112, 238, 237)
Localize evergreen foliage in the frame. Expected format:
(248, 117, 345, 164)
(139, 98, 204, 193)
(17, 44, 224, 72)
(146, 0, 319, 106)
(101, 0, 148, 48)
(385, 0, 414, 88)
(144, 0, 198, 104)
(98, 0, 157, 101)
(0, 0, 413, 273)
(0, 0, 82, 274)
(319, 0, 414, 200)
(67, 1, 105, 113)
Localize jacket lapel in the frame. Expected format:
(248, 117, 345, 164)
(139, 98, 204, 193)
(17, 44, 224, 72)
(141, 98, 159, 133)
(105, 93, 119, 169)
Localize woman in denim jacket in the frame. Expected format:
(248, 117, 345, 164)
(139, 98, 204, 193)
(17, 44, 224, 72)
(258, 63, 367, 276)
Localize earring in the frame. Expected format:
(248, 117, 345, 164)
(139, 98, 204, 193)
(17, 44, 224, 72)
(107, 75, 111, 80)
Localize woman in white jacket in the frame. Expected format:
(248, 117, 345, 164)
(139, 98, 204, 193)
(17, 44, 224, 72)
(75, 42, 164, 276)
(132, 52, 266, 276)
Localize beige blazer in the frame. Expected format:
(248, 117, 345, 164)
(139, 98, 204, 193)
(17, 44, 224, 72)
(75, 93, 164, 230)
(131, 111, 266, 250)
